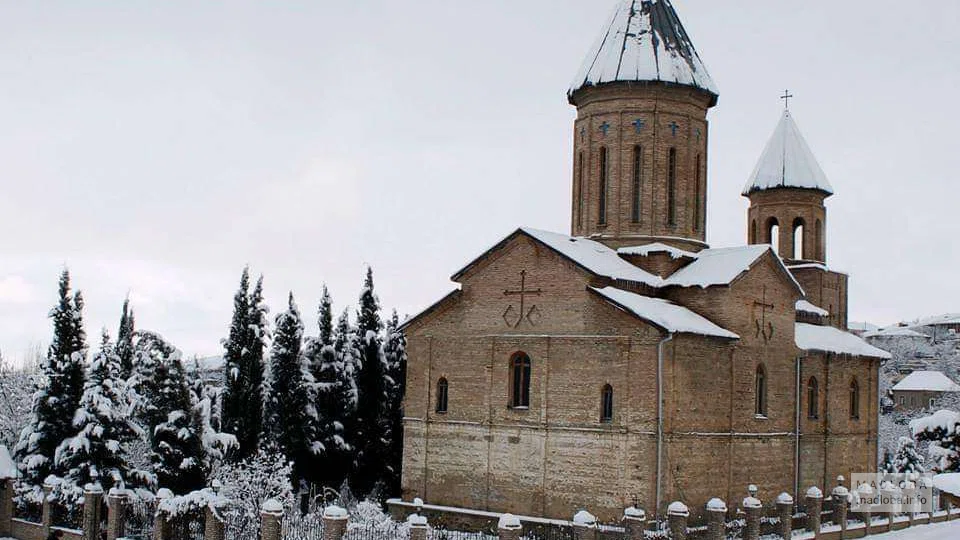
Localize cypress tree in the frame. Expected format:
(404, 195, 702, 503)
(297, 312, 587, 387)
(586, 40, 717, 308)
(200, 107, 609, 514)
(15, 269, 88, 487)
(116, 298, 135, 380)
(382, 310, 407, 497)
(221, 267, 250, 454)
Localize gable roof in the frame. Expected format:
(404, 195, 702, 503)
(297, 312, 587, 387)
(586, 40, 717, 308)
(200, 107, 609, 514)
(864, 326, 928, 339)
(796, 300, 829, 317)
(795, 323, 891, 359)
(663, 244, 804, 294)
(743, 110, 833, 196)
(892, 371, 960, 393)
(617, 242, 697, 260)
(569, 0, 718, 102)
(452, 228, 663, 287)
(590, 286, 738, 339)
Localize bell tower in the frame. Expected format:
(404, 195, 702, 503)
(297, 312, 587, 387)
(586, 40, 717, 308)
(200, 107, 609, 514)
(568, 0, 718, 252)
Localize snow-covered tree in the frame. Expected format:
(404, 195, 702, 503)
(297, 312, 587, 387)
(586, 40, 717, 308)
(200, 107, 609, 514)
(129, 331, 179, 435)
(116, 298, 135, 380)
(0, 351, 38, 449)
(891, 436, 925, 474)
(382, 310, 407, 497)
(349, 267, 392, 498)
(15, 269, 88, 487)
(212, 450, 294, 537)
(911, 409, 960, 473)
(264, 293, 319, 484)
(221, 268, 269, 459)
(55, 331, 141, 493)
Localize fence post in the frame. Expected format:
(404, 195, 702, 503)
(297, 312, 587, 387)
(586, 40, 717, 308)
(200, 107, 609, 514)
(666, 502, 688, 540)
(776, 493, 793, 539)
(623, 506, 646, 540)
(408, 513, 428, 540)
(498, 513, 522, 540)
(106, 489, 126, 540)
(742, 493, 761, 540)
(154, 489, 173, 540)
(42, 477, 56, 537)
(82, 484, 103, 540)
(832, 477, 849, 540)
(705, 498, 726, 540)
(880, 482, 898, 533)
(572, 510, 597, 540)
(855, 482, 873, 535)
(261, 498, 284, 540)
(0, 478, 13, 537)
(204, 504, 225, 540)
(322, 505, 349, 540)
(806, 487, 823, 538)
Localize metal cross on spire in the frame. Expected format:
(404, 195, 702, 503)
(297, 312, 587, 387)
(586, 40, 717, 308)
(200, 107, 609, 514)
(781, 89, 794, 110)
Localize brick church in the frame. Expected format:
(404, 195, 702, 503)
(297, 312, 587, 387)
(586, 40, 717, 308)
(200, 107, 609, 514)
(398, 0, 890, 520)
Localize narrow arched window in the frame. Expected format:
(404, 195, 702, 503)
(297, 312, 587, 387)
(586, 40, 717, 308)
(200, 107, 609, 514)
(767, 217, 780, 255)
(598, 147, 608, 225)
(815, 219, 823, 260)
(807, 377, 819, 419)
(667, 148, 677, 226)
(751, 220, 758, 244)
(577, 152, 584, 230)
(793, 218, 806, 260)
(601, 384, 614, 423)
(849, 378, 860, 419)
(755, 364, 767, 417)
(510, 353, 531, 408)
(436, 378, 449, 414)
(693, 154, 702, 231)
(631, 146, 642, 223)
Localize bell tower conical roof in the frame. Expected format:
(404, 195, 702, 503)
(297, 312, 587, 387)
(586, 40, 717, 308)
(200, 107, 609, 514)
(742, 110, 833, 196)
(568, 0, 718, 103)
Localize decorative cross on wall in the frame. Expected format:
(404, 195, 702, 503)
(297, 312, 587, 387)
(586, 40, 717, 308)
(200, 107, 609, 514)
(503, 270, 543, 328)
(753, 286, 775, 342)
(695, 128, 702, 142)
(668, 121, 680, 136)
(599, 122, 611, 136)
(632, 118, 646, 134)
(580, 126, 586, 142)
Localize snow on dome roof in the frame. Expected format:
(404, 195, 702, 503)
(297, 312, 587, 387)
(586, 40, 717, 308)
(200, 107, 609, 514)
(569, 0, 718, 101)
(742, 110, 833, 196)
(590, 286, 738, 339)
(892, 371, 960, 393)
(795, 323, 892, 359)
(617, 242, 698, 260)
(796, 300, 829, 317)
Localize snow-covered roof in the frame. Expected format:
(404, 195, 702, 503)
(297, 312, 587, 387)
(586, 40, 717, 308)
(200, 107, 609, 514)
(933, 473, 960, 498)
(796, 300, 829, 317)
(590, 286, 738, 339)
(519, 228, 663, 286)
(663, 245, 802, 293)
(569, 0, 718, 101)
(0, 445, 16, 479)
(795, 323, 891, 359)
(742, 110, 833, 196)
(913, 313, 960, 328)
(864, 326, 928, 339)
(892, 371, 960, 393)
(848, 321, 880, 333)
(617, 242, 697, 259)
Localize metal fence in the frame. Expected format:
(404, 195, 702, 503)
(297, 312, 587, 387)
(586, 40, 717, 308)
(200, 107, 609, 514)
(50, 499, 82, 530)
(169, 508, 205, 540)
(343, 520, 410, 540)
(283, 511, 325, 540)
(13, 498, 42, 523)
(520, 523, 576, 540)
(223, 501, 263, 540)
(430, 525, 499, 540)
(123, 497, 156, 540)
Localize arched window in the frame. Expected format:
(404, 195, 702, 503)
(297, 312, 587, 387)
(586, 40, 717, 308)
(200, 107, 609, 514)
(631, 146, 643, 223)
(667, 148, 677, 225)
(598, 147, 608, 225)
(510, 353, 532, 408)
(436, 378, 449, 414)
(693, 154, 702, 231)
(601, 384, 614, 423)
(751, 220, 758, 244)
(766, 217, 780, 254)
(849, 378, 860, 419)
(793, 218, 805, 260)
(577, 152, 584, 230)
(807, 377, 819, 419)
(755, 364, 767, 417)
(815, 219, 823, 260)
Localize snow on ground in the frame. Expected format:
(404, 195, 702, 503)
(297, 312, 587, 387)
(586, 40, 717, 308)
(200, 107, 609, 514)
(868, 519, 960, 539)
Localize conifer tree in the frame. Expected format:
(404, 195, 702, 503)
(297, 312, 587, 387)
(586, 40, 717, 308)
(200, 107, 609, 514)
(221, 268, 250, 451)
(243, 276, 268, 454)
(55, 331, 139, 492)
(15, 270, 88, 487)
(116, 298, 135, 380)
(893, 436, 925, 474)
(349, 267, 391, 497)
(150, 345, 207, 494)
(382, 310, 407, 497)
(265, 293, 318, 485)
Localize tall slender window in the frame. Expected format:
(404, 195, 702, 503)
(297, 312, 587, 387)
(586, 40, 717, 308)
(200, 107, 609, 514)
(755, 364, 767, 417)
(849, 378, 860, 419)
(510, 353, 532, 408)
(577, 152, 584, 229)
(598, 147, 608, 225)
(793, 218, 806, 260)
(751, 220, 758, 244)
(631, 146, 642, 223)
(601, 384, 614, 423)
(693, 154, 702, 231)
(807, 377, 819, 419)
(815, 219, 824, 261)
(436, 378, 449, 414)
(667, 148, 677, 226)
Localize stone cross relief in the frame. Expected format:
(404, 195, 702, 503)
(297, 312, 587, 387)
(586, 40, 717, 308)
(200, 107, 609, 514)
(502, 270, 542, 328)
(753, 286, 775, 342)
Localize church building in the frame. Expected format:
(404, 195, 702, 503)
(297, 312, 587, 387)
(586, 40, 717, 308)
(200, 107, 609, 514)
(398, 0, 890, 520)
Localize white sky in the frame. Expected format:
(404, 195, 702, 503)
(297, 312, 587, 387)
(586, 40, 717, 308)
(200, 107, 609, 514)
(1, 0, 958, 362)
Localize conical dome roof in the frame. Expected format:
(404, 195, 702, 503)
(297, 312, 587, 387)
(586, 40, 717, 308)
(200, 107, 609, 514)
(569, 0, 718, 101)
(742, 110, 833, 196)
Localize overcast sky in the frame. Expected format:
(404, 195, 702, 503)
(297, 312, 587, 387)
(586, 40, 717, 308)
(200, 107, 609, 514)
(1, 0, 958, 362)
